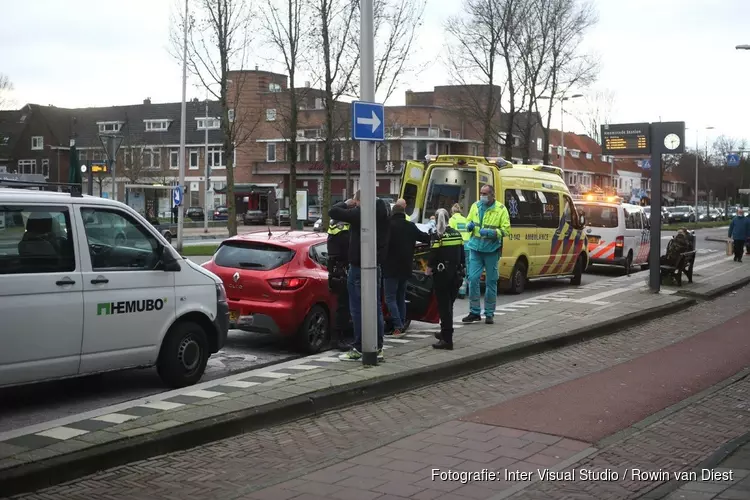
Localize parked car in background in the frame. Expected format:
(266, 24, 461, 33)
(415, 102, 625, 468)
(243, 209, 266, 225)
(699, 208, 723, 222)
(277, 209, 290, 225)
(212, 206, 228, 221)
(667, 205, 695, 224)
(201, 231, 334, 353)
(313, 218, 323, 232)
(307, 205, 322, 225)
(185, 206, 205, 221)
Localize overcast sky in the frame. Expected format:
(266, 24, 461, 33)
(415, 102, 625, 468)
(2, 0, 748, 149)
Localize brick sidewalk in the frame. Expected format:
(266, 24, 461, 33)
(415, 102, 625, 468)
(6, 285, 750, 499)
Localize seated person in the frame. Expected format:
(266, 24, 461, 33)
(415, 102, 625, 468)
(660, 229, 690, 267)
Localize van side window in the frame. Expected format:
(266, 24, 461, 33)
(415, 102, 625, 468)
(505, 189, 535, 226)
(625, 209, 641, 229)
(402, 184, 418, 217)
(0, 206, 75, 274)
(80, 207, 160, 271)
(536, 191, 560, 229)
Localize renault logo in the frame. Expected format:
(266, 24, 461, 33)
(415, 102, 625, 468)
(232, 272, 240, 283)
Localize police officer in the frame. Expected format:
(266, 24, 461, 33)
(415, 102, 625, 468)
(449, 203, 471, 298)
(327, 218, 353, 351)
(425, 208, 465, 350)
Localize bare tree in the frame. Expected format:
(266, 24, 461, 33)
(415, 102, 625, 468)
(262, 0, 309, 228)
(309, 0, 358, 227)
(172, 0, 262, 237)
(0, 73, 14, 110)
(575, 88, 615, 144)
(537, 0, 598, 164)
(444, 0, 508, 156)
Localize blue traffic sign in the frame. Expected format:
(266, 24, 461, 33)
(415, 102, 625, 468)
(351, 101, 385, 142)
(727, 153, 741, 167)
(641, 159, 651, 170)
(172, 185, 183, 206)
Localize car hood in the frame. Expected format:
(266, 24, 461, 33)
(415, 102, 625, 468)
(184, 257, 222, 285)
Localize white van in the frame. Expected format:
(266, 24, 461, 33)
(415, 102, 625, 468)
(574, 195, 650, 275)
(0, 186, 229, 388)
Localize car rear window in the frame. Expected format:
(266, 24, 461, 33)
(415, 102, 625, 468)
(214, 241, 295, 270)
(580, 204, 619, 228)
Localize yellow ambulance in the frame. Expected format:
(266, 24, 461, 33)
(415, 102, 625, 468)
(399, 155, 589, 294)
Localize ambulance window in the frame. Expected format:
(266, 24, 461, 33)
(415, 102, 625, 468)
(504, 189, 536, 226)
(562, 196, 573, 224)
(403, 184, 418, 216)
(537, 191, 560, 229)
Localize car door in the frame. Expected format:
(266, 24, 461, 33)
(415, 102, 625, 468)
(624, 206, 641, 262)
(0, 204, 83, 386)
(76, 205, 176, 374)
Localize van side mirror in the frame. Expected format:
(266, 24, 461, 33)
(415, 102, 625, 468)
(160, 245, 181, 272)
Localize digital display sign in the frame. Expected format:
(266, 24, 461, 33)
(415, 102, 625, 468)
(91, 163, 109, 174)
(601, 123, 651, 156)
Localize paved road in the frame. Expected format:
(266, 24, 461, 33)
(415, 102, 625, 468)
(12, 280, 750, 500)
(0, 230, 727, 435)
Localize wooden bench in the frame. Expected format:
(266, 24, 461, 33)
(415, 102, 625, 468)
(660, 250, 696, 286)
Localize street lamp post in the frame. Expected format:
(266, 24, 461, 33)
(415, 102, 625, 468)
(538, 94, 583, 173)
(689, 125, 714, 224)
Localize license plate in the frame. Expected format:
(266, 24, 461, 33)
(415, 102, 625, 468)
(229, 311, 239, 322)
(588, 236, 600, 244)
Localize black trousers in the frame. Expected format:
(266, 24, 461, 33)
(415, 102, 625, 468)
(734, 240, 745, 261)
(434, 271, 458, 344)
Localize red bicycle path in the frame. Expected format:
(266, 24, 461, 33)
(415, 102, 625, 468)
(461, 308, 750, 444)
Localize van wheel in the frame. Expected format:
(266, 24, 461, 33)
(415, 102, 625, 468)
(570, 255, 584, 286)
(624, 253, 632, 276)
(157, 321, 209, 388)
(508, 261, 527, 295)
(297, 305, 329, 354)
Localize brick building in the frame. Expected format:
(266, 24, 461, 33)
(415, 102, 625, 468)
(229, 69, 547, 208)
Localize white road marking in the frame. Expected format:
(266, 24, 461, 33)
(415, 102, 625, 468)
(36, 426, 89, 440)
(384, 338, 411, 344)
(406, 333, 430, 339)
(139, 401, 185, 411)
(93, 413, 139, 424)
(221, 380, 261, 388)
(184, 389, 224, 398)
(284, 364, 321, 371)
(249, 372, 291, 379)
(312, 356, 342, 363)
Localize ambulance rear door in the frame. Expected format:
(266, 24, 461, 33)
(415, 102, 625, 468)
(400, 160, 425, 223)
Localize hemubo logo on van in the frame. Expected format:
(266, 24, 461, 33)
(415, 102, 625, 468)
(97, 298, 167, 316)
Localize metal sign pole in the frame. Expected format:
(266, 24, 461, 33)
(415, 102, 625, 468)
(176, 0, 189, 252)
(359, 0, 377, 366)
(648, 127, 662, 293)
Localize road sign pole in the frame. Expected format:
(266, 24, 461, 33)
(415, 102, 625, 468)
(176, 0, 189, 252)
(359, 0, 377, 366)
(648, 126, 662, 293)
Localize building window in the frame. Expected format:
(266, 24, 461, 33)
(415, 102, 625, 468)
(332, 143, 343, 162)
(170, 149, 179, 169)
(536, 137, 543, 151)
(121, 148, 130, 166)
(144, 148, 161, 170)
(266, 109, 277, 121)
(31, 136, 44, 150)
(297, 144, 313, 162)
(586, 152, 592, 160)
(402, 141, 417, 160)
(190, 149, 199, 169)
(267, 143, 277, 162)
(377, 143, 391, 161)
(197, 118, 220, 130)
(97, 122, 122, 133)
(315, 98, 325, 109)
(41, 159, 50, 178)
(470, 144, 479, 156)
(570, 150, 580, 158)
(207, 147, 224, 169)
(144, 120, 170, 131)
(228, 109, 235, 122)
(92, 149, 104, 161)
(18, 159, 37, 174)
(269, 83, 282, 92)
(79, 149, 87, 162)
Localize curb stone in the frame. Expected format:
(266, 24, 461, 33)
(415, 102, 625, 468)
(0, 296, 697, 496)
(676, 276, 750, 299)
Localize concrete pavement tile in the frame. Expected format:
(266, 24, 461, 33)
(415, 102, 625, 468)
(330, 487, 382, 500)
(453, 483, 502, 499)
(247, 486, 300, 500)
(372, 480, 426, 497)
(6, 446, 59, 464)
(336, 475, 388, 489)
(0, 442, 27, 460)
(1, 433, 61, 450)
(235, 394, 278, 407)
(666, 491, 719, 500)
(76, 430, 121, 444)
(119, 427, 153, 438)
(44, 439, 93, 454)
(147, 420, 184, 431)
(287, 479, 343, 496)
(717, 489, 750, 499)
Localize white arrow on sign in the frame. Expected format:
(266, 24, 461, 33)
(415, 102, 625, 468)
(357, 110, 381, 133)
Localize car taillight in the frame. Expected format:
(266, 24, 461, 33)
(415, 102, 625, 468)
(267, 277, 307, 290)
(615, 236, 624, 248)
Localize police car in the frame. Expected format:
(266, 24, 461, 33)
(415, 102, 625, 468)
(0, 181, 229, 389)
(574, 194, 650, 275)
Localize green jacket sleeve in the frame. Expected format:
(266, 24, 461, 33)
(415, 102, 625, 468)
(495, 205, 511, 239)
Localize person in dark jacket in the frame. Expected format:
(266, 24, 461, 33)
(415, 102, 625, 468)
(327, 219, 353, 351)
(329, 191, 391, 362)
(383, 199, 431, 337)
(728, 209, 750, 262)
(660, 229, 690, 266)
(426, 208, 465, 350)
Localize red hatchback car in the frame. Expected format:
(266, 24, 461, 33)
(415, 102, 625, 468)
(202, 231, 333, 353)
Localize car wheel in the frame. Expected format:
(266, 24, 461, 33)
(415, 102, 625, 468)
(570, 254, 584, 286)
(157, 321, 210, 388)
(508, 260, 527, 295)
(297, 305, 329, 354)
